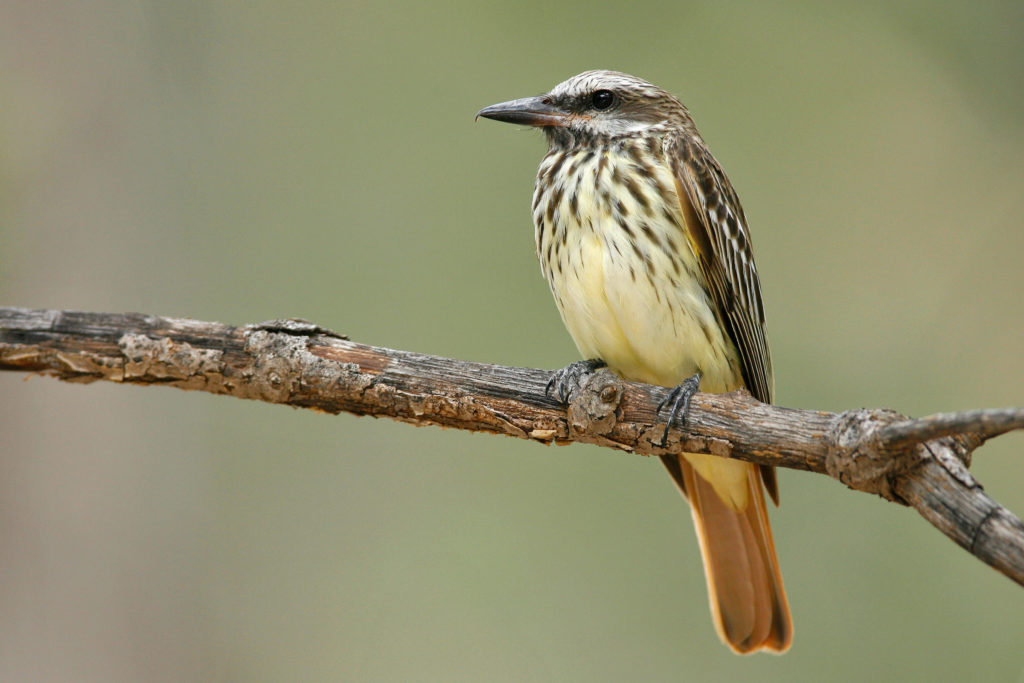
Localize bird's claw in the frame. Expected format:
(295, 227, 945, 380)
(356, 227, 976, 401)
(545, 359, 606, 404)
(657, 371, 703, 447)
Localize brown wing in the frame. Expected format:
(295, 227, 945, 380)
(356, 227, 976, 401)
(668, 134, 778, 503)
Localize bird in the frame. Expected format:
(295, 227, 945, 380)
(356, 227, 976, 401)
(476, 70, 792, 653)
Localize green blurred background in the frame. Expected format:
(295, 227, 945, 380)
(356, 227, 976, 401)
(2, 1, 1023, 681)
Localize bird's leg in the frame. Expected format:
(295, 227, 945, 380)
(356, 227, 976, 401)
(545, 359, 607, 404)
(657, 371, 703, 446)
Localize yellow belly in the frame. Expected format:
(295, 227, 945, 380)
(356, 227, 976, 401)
(535, 147, 750, 508)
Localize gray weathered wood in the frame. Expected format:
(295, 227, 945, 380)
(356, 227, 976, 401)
(1, 306, 1022, 587)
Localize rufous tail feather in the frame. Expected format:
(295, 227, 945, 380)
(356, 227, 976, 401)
(661, 455, 792, 654)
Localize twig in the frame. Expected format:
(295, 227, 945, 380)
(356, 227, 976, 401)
(1, 306, 1022, 586)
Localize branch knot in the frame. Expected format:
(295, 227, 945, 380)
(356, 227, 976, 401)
(565, 371, 623, 438)
(825, 408, 925, 503)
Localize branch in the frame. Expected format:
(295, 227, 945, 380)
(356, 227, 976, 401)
(2, 306, 1023, 587)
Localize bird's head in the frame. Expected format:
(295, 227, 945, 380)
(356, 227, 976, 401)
(477, 70, 694, 149)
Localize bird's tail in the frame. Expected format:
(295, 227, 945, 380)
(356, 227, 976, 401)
(661, 454, 793, 654)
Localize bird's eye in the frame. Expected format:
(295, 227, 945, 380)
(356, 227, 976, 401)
(590, 90, 615, 110)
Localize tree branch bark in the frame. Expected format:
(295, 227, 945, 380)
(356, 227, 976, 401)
(2, 306, 1022, 586)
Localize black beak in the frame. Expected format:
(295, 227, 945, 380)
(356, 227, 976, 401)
(476, 95, 568, 127)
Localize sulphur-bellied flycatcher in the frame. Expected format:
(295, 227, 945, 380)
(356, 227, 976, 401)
(477, 70, 792, 653)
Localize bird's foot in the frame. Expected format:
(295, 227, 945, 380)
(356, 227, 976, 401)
(545, 359, 606, 404)
(657, 371, 703, 446)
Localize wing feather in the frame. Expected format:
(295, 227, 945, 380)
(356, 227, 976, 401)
(668, 134, 778, 503)
(668, 134, 772, 403)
